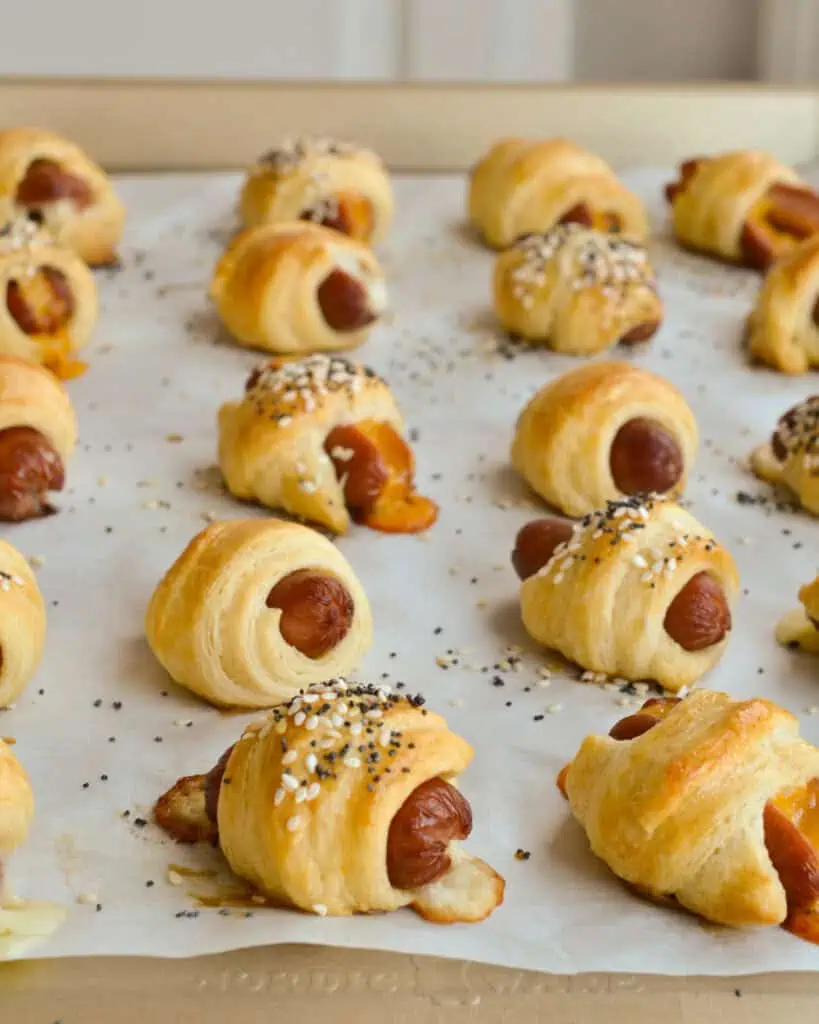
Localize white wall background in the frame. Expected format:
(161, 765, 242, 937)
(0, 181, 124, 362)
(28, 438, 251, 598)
(576, 0, 759, 82)
(0, 0, 797, 84)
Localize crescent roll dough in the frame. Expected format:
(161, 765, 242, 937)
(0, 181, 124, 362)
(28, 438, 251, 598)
(0, 354, 77, 454)
(0, 127, 125, 266)
(776, 576, 819, 654)
(748, 235, 819, 374)
(0, 740, 33, 857)
(0, 355, 77, 521)
(520, 496, 739, 690)
(666, 151, 816, 269)
(219, 355, 437, 535)
(511, 362, 698, 517)
(562, 691, 819, 937)
(0, 539, 46, 708)
(210, 221, 387, 355)
(468, 138, 648, 250)
(156, 679, 505, 922)
(0, 216, 97, 378)
(750, 396, 819, 515)
(0, 741, 67, 960)
(240, 137, 393, 244)
(493, 226, 662, 354)
(145, 519, 372, 708)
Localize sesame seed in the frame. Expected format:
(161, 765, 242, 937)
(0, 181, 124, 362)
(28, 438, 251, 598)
(281, 773, 299, 791)
(286, 816, 301, 832)
(274, 788, 286, 805)
(282, 750, 297, 765)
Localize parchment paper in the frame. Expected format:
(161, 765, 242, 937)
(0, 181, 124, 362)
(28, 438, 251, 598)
(6, 168, 819, 973)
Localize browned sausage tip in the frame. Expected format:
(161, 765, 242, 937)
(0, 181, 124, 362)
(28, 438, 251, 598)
(324, 424, 388, 512)
(7, 267, 74, 336)
(0, 426, 64, 522)
(16, 159, 94, 210)
(204, 745, 235, 827)
(317, 269, 377, 333)
(558, 202, 594, 228)
(266, 569, 354, 659)
(663, 572, 731, 651)
(511, 518, 574, 580)
(619, 320, 660, 346)
(387, 777, 472, 890)
(609, 418, 683, 496)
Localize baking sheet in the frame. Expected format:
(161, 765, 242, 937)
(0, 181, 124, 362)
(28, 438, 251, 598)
(5, 167, 819, 974)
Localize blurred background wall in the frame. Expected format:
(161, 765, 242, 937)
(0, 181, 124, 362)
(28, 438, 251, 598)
(0, 0, 810, 84)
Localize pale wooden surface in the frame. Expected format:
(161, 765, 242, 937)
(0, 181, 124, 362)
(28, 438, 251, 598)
(0, 80, 818, 171)
(2, 946, 819, 1022)
(1, 78, 818, 1020)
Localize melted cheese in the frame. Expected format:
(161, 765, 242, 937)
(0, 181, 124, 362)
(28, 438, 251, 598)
(349, 420, 438, 534)
(36, 329, 87, 380)
(592, 210, 621, 232)
(771, 779, 819, 852)
(336, 192, 374, 242)
(10, 271, 86, 379)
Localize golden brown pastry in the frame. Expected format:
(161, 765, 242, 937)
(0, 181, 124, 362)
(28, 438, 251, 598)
(747, 234, 819, 374)
(665, 151, 819, 270)
(210, 221, 386, 355)
(560, 691, 819, 944)
(239, 137, 393, 244)
(155, 679, 505, 922)
(219, 355, 437, 535)
(468, 138, 648, 250)
(511, 362, 698, 517)
(0, 215, 97, 378)
(0, 741, 66, 959)
(776, 576, 819, 654)
(0, 740, 33, 855)
(493, 226, 662, 353)
(750, 396, 819, 515)
(0, 355, 77, 522)
(145, 518, 372, 709)
(0, 539, 46, 708)
(511, 496, 739, 691)
(0, 127, 125, 266)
